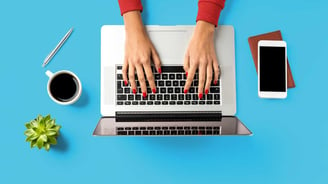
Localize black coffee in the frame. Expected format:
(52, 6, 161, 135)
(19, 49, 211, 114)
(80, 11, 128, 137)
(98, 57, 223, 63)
(50, 73, 78, 102)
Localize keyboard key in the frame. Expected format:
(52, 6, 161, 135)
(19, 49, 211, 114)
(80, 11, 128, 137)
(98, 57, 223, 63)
(128, 131, 134, 135)
(160, 88, 166, 93)
(173, 81, 179, 86)
(117, 131, 127, 135)
(180, 81, 186, 86)
(155, 74, 160, 80)
(142, 131, 149, 135)
(157, 94, 163, 100)
(117, 74, 123, 80)
(162, 127, 168, 130)
(150, 131, 156, 135)
(117, 101, 123, 105)
(192, 130, 198, 135)
(155, 101, 161, 105)
(189, 87, 195, 93)
(150, 94, 156, 100)
(214, 94, 220, 100)
(164, 130, 170, 135)
(214, 101, 220, 105)
(178, 130, 184, 135)
(117, 81, 122, 88)
(161, 66, 184, 72)
(178, 94, 184, 100)
(164, 95, 170, 100)
(154, 127, 161, 130)
(162, 101, 168, 105)
(124, 88, 130, 93)
(210, 87, 220, 93)
(117, 66, 122, 70)
(128, 95, 134, 100)
(169, 101, 176, 105)
(175, 88, 180, 93)
(147, 88, 152, 94)
(213, 130, 220, 135)
(176, 74, 182, 79)
(166, 81, 172, 86)
(199, 101, 205, 105)
(117, 88, 123, 94)
(162, 74, 168, 79)
(192, 101, 198, 105)
(177, 101, 183, 105)
(186, 94, 191, 100)
(136, 131, 141, 135)
(132, 127, 139, 130)
(207, 94, 213, 100)
(184, 101, 190, 105)
(117, 95, 127, 100)
(171, 130, 177, 135)
(147, 101, 153, 105)
(169, 74, 175, 79)
(168, 88, 174, 93)
(140, 101, 146, 105)
(125, 101, 131, 105)
(193, 81, 198, 86)
(159, 81, 165, 86)
(136, 95, 141, 100)
(185, 130, 191, 135)
(193, 94, 198, 100)
(206, 101, 213, 104)
(156, 131, 163, 135)
(171, 94, 177, 100)
(132, 101, 138, 105)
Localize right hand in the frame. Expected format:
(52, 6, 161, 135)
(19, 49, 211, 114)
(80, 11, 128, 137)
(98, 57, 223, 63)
(122, 11, 161, 97)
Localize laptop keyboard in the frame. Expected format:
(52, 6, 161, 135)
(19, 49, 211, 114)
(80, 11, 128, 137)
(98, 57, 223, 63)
(116, 66, 221, 105)
(116, 126, 221, 136)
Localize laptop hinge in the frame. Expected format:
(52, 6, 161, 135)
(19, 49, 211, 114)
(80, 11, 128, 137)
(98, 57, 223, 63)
(115, 111, 222, 122)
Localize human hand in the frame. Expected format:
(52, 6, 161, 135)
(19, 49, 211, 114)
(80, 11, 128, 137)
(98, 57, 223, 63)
(122, 11, 161, 97)
(183, 21, 220, 99)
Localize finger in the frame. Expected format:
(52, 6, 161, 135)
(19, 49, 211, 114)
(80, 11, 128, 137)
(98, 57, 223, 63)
(128, 64, 137, 94)
(151, 47, 162, 74)
(198, 62, 206, 99)
(143, 63, 156, 93)
(184, 63, 198, 93)
(183, 52, 190, 75)
(135, 64, 147, 97)
(212, 57, 220, 85)
(205, 61, 213, 95)
(122, 56, 129, 86)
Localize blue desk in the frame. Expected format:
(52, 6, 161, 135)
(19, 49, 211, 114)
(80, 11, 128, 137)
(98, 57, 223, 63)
(1, 0, 327, 183)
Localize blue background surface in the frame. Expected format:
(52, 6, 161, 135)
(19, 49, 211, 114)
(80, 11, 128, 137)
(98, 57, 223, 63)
(0, 0, 327, 183)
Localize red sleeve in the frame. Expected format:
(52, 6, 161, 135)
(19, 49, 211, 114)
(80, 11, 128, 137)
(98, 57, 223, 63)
(196, 0, 226, 27)
(118, 0, 143, 16)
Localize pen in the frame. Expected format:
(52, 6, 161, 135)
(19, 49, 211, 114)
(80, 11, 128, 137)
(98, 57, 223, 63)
(42, 28, 73, 67)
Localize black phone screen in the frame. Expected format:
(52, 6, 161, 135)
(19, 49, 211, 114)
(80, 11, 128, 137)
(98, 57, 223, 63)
(259, 46, 286, 92)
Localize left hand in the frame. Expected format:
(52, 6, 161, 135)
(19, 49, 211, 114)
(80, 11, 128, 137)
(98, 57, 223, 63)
(183, 21, 220, 99)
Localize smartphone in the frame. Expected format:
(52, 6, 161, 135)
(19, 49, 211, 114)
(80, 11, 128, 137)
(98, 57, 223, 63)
(258, 40, 287, 99)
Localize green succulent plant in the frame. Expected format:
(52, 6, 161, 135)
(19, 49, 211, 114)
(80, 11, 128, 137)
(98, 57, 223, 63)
(24, 115, 61, 151)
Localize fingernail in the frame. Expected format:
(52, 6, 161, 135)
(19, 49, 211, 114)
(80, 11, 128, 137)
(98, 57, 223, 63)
(124, 80, 128, 86)
(132, 89, 137, 94)
(158, 68, 162, 74)
(143, 92, 147, 98)
(205, 89, 209, 95)
(214, 80, 217, 85)
(152, 88, 156, 94)
(186, 72, 188, 77)
(184, 89, 188, 94)
(199, 93, 203, 99)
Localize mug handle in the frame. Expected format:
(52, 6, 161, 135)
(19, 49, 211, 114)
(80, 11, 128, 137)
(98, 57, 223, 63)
(46, 70, 54, 78)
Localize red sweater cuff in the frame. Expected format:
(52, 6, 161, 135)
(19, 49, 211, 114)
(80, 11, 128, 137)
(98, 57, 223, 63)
(118, 0, 143, 16)
(196, 0, 225, 27)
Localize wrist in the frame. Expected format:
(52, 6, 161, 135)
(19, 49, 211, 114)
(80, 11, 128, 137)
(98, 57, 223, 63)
(123, 11, 145, 34)
(195, 20, 215, 35)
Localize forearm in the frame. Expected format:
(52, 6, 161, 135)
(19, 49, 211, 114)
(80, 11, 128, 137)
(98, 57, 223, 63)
(123, 11, 145, 34)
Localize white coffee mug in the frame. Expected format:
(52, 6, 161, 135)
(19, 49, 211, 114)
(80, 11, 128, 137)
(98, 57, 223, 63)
(46, 70, 82, 105)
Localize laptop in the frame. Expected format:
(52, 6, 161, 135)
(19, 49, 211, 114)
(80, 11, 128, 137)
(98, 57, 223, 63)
(93, 25, 252, 136)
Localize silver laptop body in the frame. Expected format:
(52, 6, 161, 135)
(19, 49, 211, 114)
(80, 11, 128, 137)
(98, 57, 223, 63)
(93, 25, 252, 136)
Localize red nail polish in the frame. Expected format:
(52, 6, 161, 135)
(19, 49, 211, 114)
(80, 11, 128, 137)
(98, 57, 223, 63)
(186, 72, 188, 77)
(214, 80, 217, 85)
(205, 89, 209, 95)
(132, 89, 136, 94)
(184, 89, 188, 94)
(158, 68, 162, 74)
(199, 93, 203, 99)
(143, 92, 147, 98)
(124, 80, 128, 86)
(152, 88, 156, 94)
